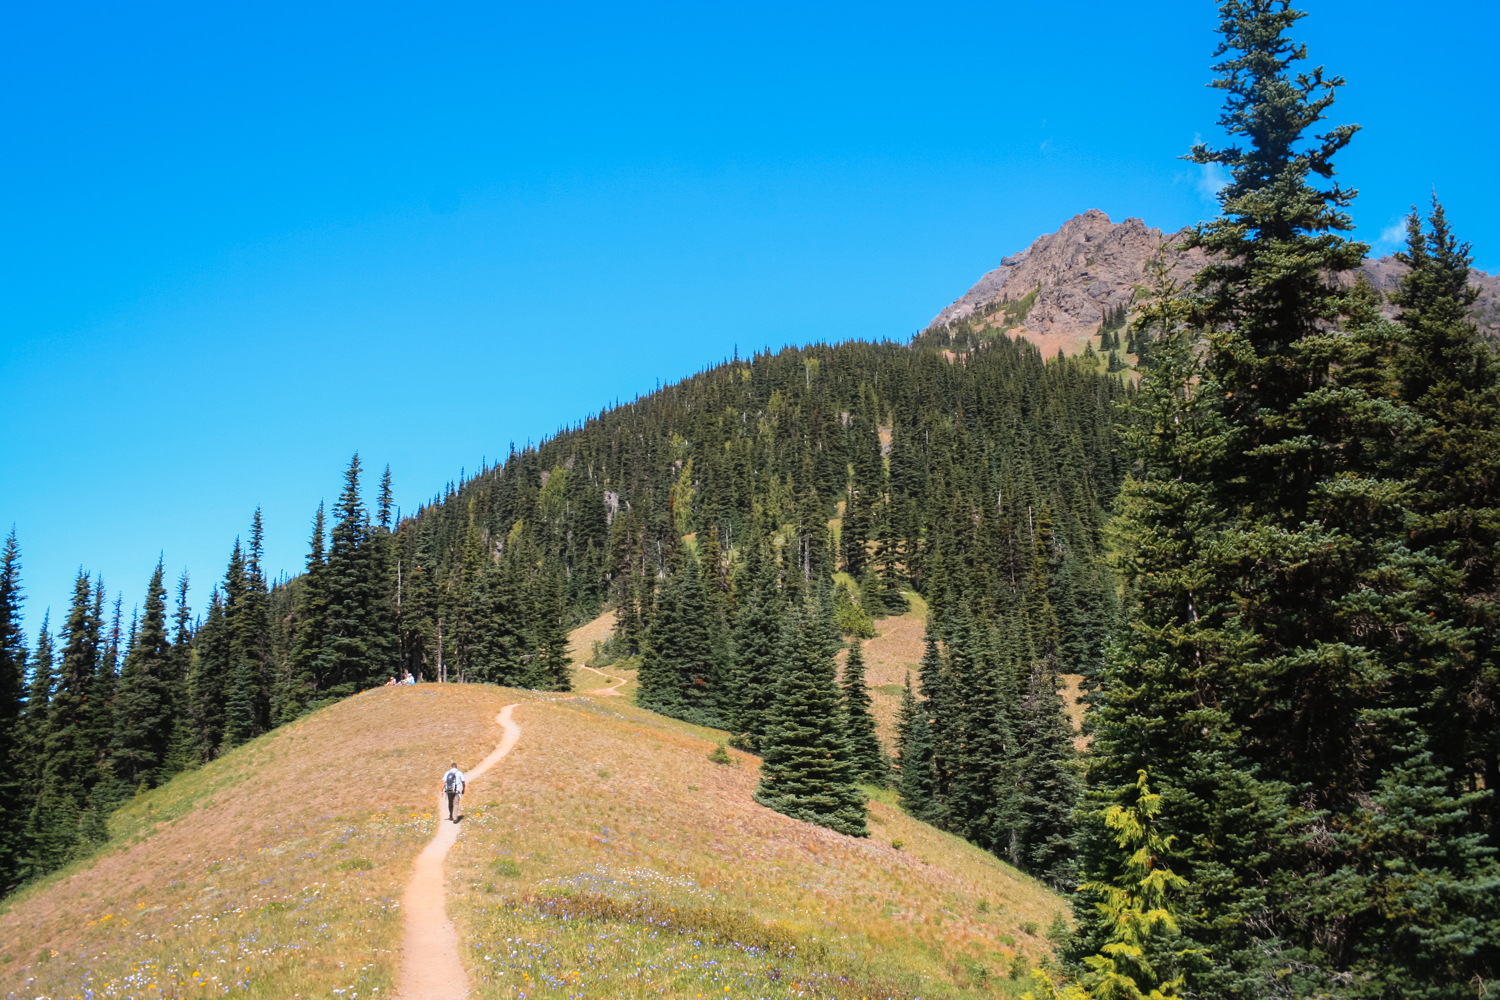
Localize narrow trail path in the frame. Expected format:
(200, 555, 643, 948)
(396, 703, 521, 1000)
(578, 664, 627, 696)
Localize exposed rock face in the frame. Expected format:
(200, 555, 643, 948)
(928, 210, 1500, 356)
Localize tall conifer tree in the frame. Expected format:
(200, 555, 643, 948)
(755, 601, 868, 837)
(111, 562, 174, 788)
(0, 530, 28, 889)
(840, 637, 886, 784)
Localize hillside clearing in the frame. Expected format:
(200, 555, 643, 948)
(2, 684, 1068, 1000)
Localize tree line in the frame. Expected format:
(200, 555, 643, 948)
(0, 454, 578, 892)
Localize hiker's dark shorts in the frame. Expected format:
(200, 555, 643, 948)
(446, 790, 459, 815)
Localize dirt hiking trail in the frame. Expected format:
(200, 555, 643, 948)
(396, 703, 522, 1000)
(578, 663, 627, 695)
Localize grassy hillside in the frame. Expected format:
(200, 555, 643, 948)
(0, 685, 511, 1000)
(447, 696, 1068, 1000)
(1, 684, 1069, 1000)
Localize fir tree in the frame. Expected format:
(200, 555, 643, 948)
(324, 454, 374, 697)
(188, 586, 230, 758)
(27, 572, 100, 874)
(20, 613, 54, 788)
(111, 562, 175, 788)
(637, 553, 716, 723)
(894, 670, 934, 819)
(1392, 199, 1500, 839)
(726, 535, 783, 749)
(1081, 5, 1498, 996)
(219, 537, 260, 752)
(840, 637, 886, 784)
(755, 601, 868, 837)
(0, 529, 28, 889)
(283, 503, 328, 719)
(529, 569, 573, 691)
(1040, 771, 1197, 1000)
(1016, 656, 1081, 888)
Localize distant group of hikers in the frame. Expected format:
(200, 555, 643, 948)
(383, 672, 418, 686)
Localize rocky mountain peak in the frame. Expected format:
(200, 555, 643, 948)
(928, 211, 1500, 359)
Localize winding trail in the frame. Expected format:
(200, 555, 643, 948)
(578, 664, 627, 697)
(396, 703, 522, 1000)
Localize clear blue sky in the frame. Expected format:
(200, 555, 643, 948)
(5, 0, 1496, 639)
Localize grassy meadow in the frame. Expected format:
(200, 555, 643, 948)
(0, 685, 514, 1000)
(1, 610, 1073, 1000)
(447, 695, 1069, 1000)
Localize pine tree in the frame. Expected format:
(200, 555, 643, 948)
(1039, 771, 1197, 1000)
(914, 615, 954, 826)
(20, 613, 54, 788)
(1016, 656, 1081, 888)
(188, 586, 231, 758)
(840, 637, 886, 784)
(637, 553, 716, 723)
(529, 569, 573, 691)
(0, 529, 28, 889)
(169, 571, 193, 693)
(283, 504, 328, 719)
(727, 535, 783, 749)
(1391, 200, 1500, 839)
(27, 572, 99, 874)
(111, 562, 175, 788)
(324, 455, 373, 697)
(1080, 5, 1497, 996)
(894, 671, 934, 818)
(220, 537, 261, 752)
(754, 601, 868, 837)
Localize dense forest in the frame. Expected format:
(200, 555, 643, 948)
(1, 1, 1497, 997)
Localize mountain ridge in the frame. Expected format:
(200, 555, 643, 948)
(928, 209, 1500, 358)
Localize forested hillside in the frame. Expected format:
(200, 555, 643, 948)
(3, 2, 1498, 997)
(398, 338, 1124, 688)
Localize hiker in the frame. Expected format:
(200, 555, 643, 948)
(442, 761, 466, 822)
(404, 671, 416, 685)
(385, 676, 397, 686)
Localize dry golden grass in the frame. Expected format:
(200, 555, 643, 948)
(0, 651, 1070, 1000)
(448, 695, 1068, 999)
(0, 684, 515, 1000)
(1057, 675, 1089, 751)
(568, 610, 638, 699)
(851, 594, 929, 753)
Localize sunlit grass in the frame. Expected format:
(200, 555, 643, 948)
(449, 696, 1067, 999)
(1, 679, 1070, 1000)
(0, 684, 516, 1000)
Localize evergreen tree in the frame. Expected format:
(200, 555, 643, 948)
(894, 670, 934, 819)
(20, 613, 54, 791)
(637, 553, 717, 723)
(188, 586, 231, 759)
(1039, 772, 1197, 1000)
(755, 601, 868, 837)
(169, 571, 193, 692)
(111, 562, 174, 788)
(0, 529, 28, 889)
(324, 454, 374, 697)
(284, 503, 328, 719)
(529, 568, 573, 691)
(1081, 5, 1498, 996)
(214, 539, 258, 752)
(27, 572, 100, 874)
(840, 637, 886, 784)
(1016, 656, 1081, 888)
(1391, 200, 1500, 839)
(727, 535, 783, 749)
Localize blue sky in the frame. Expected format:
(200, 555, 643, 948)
(5, 0, 1497, 638)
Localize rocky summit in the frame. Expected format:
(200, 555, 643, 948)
(928, 209, 1500, 358)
